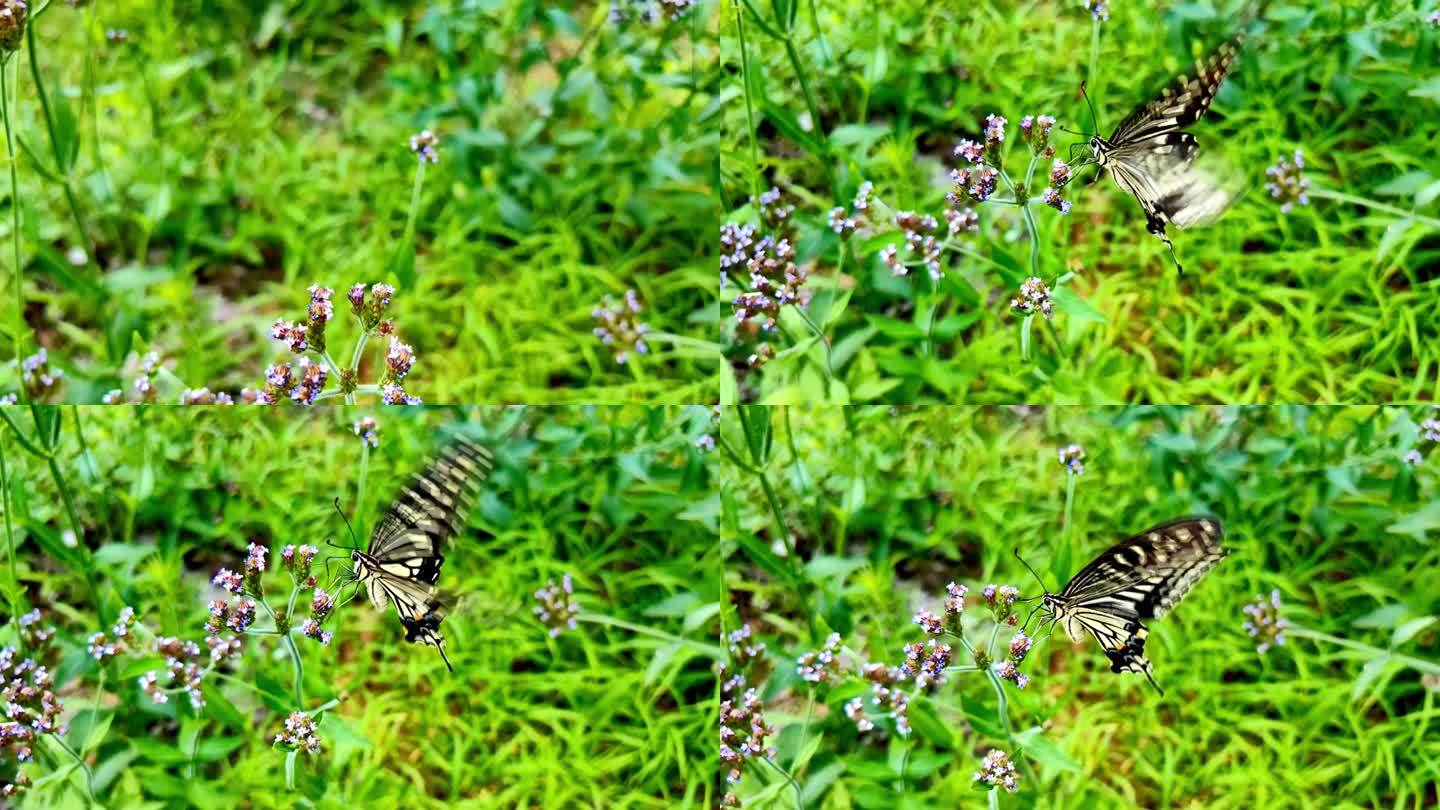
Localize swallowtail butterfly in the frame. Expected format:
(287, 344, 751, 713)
(1086, 36, 1245, 272)
(1032, 517, 1226, 694)
(349, 438, 493, 671)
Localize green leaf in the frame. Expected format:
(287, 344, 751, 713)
(1386, 500, 1440, 542)
(317, 712, 372, 751)
(1351, 655, 1392, 703)
(1391, 616, 1436, 647)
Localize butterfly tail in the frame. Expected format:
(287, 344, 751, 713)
(1146, 216, 1184, 274)
(436, 639, 454, 673)
(1142, 667, 1164, 696)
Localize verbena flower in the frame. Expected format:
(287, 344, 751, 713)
(1082, 1, 1109, 22)
(290, 358, 328, 405)
(354, 416, 379, 447)
(892, 211, 944, 281)
(1010, 277, 1054, 319)
(902, 639, 952, 689)
(1021, 115, 1057, 155)
(179, 388, 235, 405)
(860, 664, 913, 736)
(409, 130, 439, 164)
(1242, 589, 1288, 653)
(280, 544, 318, 579)
(212, 568, 244, 595)
(694, 434, 715, 452)
(844, 696, 874, 732)
(2, 611, 65, 775)
(796, 633, 844, 686)
(718, 674, 775, 784)
(726, 624, 765, 668)
(379, 382, 422, 405)
(274, 711, 322, 753)
(1265, 150, 1310, 214)
(592, 289, 651, 365)
(728, 187, 814, 366)
(944, 581, 968, 634)
(982, 584, 1021, 624)
(1420, 417, 1440, 442)
(18, 348, 63, 401)
(146, 636, 208, 709)
(534, 574, 579, 637)
(974, 748, 1020, 793)
(1404, 449, 1423, 466)
(1058, 443, 1086, 476)
(87, 606, 138, 661)
(0, 0, 28, 52)
(914, 610, 944, 636)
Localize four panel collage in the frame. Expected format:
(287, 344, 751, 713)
(0, 2, 1436, 808)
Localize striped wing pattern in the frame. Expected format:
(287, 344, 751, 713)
(1056, 517, 1226, 693)
(358, 439, 494, 671)
(1096, 36, 1244, 269)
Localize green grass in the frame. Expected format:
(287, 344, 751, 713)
(1, 404, 721, 807)
(0, 1, 718, 404)
(720, 1, 1440, 403)
(717, 405, 1440, 808)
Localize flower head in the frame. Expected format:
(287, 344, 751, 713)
(534, 574, 579, 637)
(1009, 277, 1054, 319)
(18, 347, 63, 401)
(0, 0, 28, 52)
(593, 289, 651, 365)
(726, 624, 765, 668)
(1083, 1, 1109, 22)
(1242, 589, 1288, 653)
(796, 633, 844, 686)
(1265, 150, 1310, 214)
(385, 337, 415, 381)
(354, 416, 380, 447)
(974, 748, 1020, 793)
(718, 674, 775, 784)
(1058, 443, 1086, 476)
(275, 711, 323, 753)
(409, 130, 439, 164)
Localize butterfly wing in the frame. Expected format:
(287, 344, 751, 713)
(364, 438, 494, 669)
(1108, 36, 1243, 147)
(1101, 36, 1244, 269)
(1058, 517, 1226, 692)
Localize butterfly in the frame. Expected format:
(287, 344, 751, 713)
(1020, 517, 1226, 694)
(346, 438, 493, 671)
(1083, 35, 1245, 272)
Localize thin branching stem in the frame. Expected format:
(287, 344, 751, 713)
(2, 56, 26, 380)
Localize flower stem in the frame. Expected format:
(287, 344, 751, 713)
(1287, 626, 1440, 675)
(0, 427, 22, 646)
(259, 598, 305, 704)
(1, 56, 26, 382)
(985, 667, 1037, 784)
(733, 0, 762, 203)
(50, 735, 98, 804)
(762, 755, 806, 810)
(577, 611, 724, 659)
(1307, 188, 1440, 231)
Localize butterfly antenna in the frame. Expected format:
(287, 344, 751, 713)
(333, 497, 360, 550)
(1080, 80, 1100, 135)
(1012, 549, 1052, 595)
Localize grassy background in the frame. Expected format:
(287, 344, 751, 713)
(720, 0, 1440, 403)
(1, 1, 717, 404)
(2, 404, 721, 807)
(718, 405, 1440, 808)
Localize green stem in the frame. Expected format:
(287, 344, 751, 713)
(357, 440, 370, 515)
(1307, 188, 1440, 230)
(733, 0, 762, 203)
(1087, 18, 1102, 130)
(985, 667, 1037, 784)
(1061, 471, 1077, 579)
(792, 306, 834, 377)
(762, 756, 805, 810)
(25, 25, 99, 282)
(577, 611, 724, 659)
(46, 450, 106, 623)
(400, 160, 425, 247)
(2, 57, 26, 382)
(259, 598, 305, 704)
(1288, 626, 1440, 675)
(50, 735, 98, 805)
(0, 427, 22, 645)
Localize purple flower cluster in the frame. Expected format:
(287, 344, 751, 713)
(1265, 150, 1310, 214)
(409, 130, 439, 164)
(1010, 277, 1055, 320)
(534, 574, 579, 638)
(1242, 589, 1288, 654)
(2, 612, 64, 787)
(1020, 115, 1057, 155)
(726, 624, 766, 669)
(857, 662, 913, 736)
(1042, 159, 1074, 214)
(281, 544, 319, 584)
(350, 282, 396, 331)
(975, 748, 1020, 793)
(1058, 443, 1086, 476)
(0, 0, 28, 53)
(718, 671, 775, 784)
(592, 289, 651, 366)
(86, 606, 138, 662)
(143, 637, 208, 709)
(796, 632, 844, 686)
(608, 0, 695, 24)
(354, 416, 380, 447)
(982, 583, 1021, 625)
(994, 631, 1034, 690)
(301, 589, 335, 645)
(901, 638, 953, 689)
(18, 348, 63, 401)
(1083, 1, 1109, 22)
(888, 211, 944, 281)
(275, 711, 323, 753)
(726, 187, 816, 366)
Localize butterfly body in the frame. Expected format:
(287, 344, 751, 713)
(349, 438, 494, 672)
(1088, 36, 1245, 272)
(1040, 517, 1226, 694)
